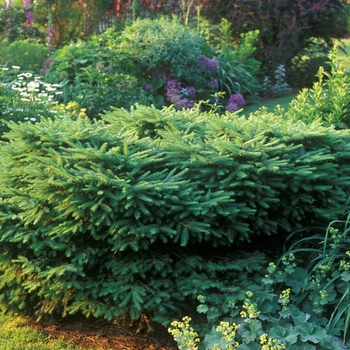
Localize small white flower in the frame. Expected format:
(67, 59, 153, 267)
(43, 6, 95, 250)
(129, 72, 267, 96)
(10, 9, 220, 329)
(12, 66, 20, 70)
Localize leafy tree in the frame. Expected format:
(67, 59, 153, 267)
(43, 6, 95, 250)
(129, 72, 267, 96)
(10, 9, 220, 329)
(0, 4, 43, 42)
(200, 0, 349, 77)
(33, 0, 111, 48)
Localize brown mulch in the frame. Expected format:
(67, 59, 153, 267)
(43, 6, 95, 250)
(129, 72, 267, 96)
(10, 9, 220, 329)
(27, 316, 178, 350)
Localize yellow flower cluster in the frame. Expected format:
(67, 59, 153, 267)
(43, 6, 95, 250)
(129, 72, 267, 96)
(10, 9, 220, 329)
(214, 321, 240, 348)
(260, 333, 286, 350)
(340, 251, 350, 271)
(240, 294, 260, 319)
(278, 288, 291, 311)
(168, 316, 200, 350)
(55, 101, 87, 118)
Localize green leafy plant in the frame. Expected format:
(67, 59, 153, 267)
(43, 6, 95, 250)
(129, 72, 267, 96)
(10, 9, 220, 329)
(208, 22, 261, 98)
(0, 5, 43, 43)
(45, 38, 147, 117)
(284, 212, 350, 344)
(288, 44, 350, 127)
(201, 0, 349, 80)
(262, 65, 292, 98)
(169, 248, 350, 349)
(115, 16, 209, 85)
(0, 40, 49, 73)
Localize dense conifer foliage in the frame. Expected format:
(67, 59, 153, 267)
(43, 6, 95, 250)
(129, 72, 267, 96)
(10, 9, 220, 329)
(0, 106, 350, 323)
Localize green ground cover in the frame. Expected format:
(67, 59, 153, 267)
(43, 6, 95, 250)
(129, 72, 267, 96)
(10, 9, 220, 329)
(0, 312, 82, 350)
(242, 93, 297, 115)
(337, 38, 350, 67)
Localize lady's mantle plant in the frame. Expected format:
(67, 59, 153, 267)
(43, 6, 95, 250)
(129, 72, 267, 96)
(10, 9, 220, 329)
(169, 248, 350, 349)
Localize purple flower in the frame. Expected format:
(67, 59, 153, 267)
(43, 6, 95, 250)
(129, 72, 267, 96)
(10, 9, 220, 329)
(207, 77, 219, 90)
(165, 80, 196, 110)
(48, 27, 55, 49)
(174, 99, 195, 110)
(44, 58, 54, 69)
(226, 93, 246, 112)
(25, 11, 34, 26)
(199, 55, 219, 70)
(166, 80, 182, 103)
(185, 86, 196, 98)
(144, 83, 154, 90)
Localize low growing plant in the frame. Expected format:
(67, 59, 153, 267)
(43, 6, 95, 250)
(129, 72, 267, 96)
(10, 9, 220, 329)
(169, 228, 350, 349)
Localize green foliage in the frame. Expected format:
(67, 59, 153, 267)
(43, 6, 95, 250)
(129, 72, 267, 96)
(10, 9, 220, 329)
(0, 5, 43, 43)
(33, 0, 111, 48)
(216, 29, 261, 97)
(45, 39, 148, 117)
(115, 16, 208, 86)
(288, 44, 350, 127)
(201, 0, 349, 81)
(169, 243, 350, 349)
(45, 18, 215, 114)
(1, 102, 350, 323)
(0, 40, 49, 73)
(45, 17, 262, 115)
(284, 212, 350, 344)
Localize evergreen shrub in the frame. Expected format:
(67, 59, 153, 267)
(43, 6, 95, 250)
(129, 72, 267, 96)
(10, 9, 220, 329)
(1, 105, 350, 323)
(0, 40, 48, 73)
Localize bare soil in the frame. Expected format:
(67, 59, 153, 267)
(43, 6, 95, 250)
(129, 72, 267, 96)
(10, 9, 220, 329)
(28, 315, 178, 350)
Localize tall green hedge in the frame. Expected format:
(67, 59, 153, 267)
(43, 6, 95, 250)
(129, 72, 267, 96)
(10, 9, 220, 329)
(0, 106, 350, 323)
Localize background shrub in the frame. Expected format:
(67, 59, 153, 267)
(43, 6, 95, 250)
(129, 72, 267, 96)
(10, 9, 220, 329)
(0, 40, 48, 73)
(44, 38, 148, 117)
(287, 45, 350, 128)
(0, 5, 43, 43)
(45, 17, 262, 116)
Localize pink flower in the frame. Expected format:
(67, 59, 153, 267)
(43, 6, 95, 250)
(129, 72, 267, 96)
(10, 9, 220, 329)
(23, 0, 31, 7)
